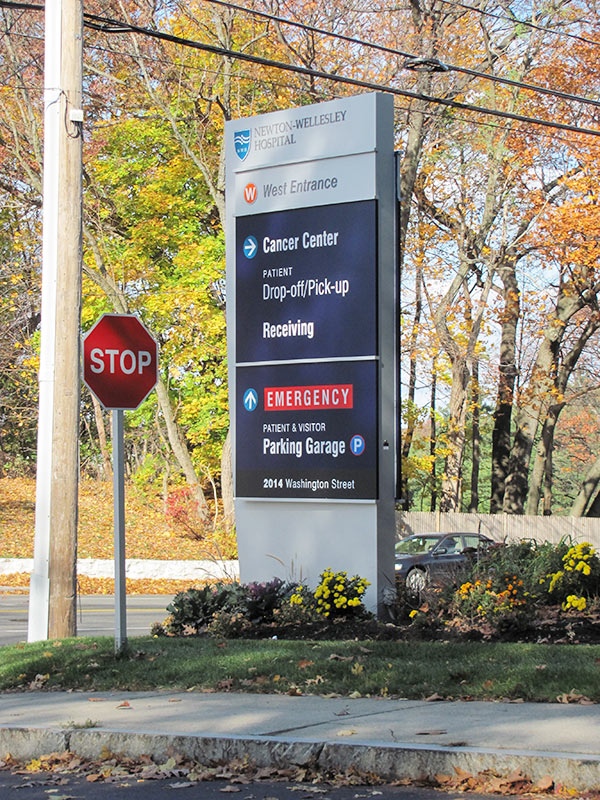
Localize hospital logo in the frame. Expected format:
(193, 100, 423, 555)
(234, 129, 251, 161)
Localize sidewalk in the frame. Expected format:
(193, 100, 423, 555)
(1, 691, 599, 789)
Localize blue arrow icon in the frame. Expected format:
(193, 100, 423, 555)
(243, 388, 258, 411)
(243, 235, 258, 259)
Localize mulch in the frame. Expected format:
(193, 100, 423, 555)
(240, 606, 600, 644)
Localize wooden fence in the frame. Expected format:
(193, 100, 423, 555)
(396, 512, 600, 548)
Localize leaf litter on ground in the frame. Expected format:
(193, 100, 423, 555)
(1, 749, 599, 798)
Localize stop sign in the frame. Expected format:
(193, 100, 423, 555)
(83, 314, 158, 410)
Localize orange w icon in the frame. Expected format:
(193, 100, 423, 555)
(244, 183, 257, 203)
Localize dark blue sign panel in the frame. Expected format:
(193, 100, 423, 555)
(236, 201, 377, 363)
(236, 360, 378, 499)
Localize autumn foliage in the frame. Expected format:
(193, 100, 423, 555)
(2, 0, 600, 523)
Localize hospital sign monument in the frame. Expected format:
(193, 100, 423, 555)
(225, 93, 396, 614)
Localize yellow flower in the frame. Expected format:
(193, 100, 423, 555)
(563, 594, 587, 611)
(409, 609, 418, 619)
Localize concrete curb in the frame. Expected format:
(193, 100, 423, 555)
(0, 727, 599, 790)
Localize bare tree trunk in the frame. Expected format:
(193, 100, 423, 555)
(220, 428, 234, 531)
(543, 442, 553, 516)
(430, 357, 437, 512)
(440, 358, 470, 511)
(526, 317, 599, 515)
(469, 358, 480, 513)
(155, 378, 209, 523)
(91, 392, 112, 480)
(490, 259, 519, 513)
(503, 292, 587, 513)
(401, 262, 423, 506)
(585, 490, 600, 517)
(570, 453, 600, 517)
(526, 405, 562, 515)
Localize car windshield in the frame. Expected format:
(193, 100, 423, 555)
(395, 536, 443, 556)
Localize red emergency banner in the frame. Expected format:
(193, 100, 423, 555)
(264, 383, 353, 411)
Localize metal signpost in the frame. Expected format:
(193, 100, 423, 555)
(83, 314, 158, 652)
(226, 93, 396, 613)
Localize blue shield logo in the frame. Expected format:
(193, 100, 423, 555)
(234, 129, 251, 161)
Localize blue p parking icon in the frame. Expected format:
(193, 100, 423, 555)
(350, 434, 365, 456)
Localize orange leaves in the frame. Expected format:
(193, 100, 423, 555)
(0, 572, 218, 596)
(0, 475, 237, 596)
(434, 767, 555, 795)
(0, 476, 237, 562)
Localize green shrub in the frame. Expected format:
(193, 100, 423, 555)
(464, 538, 569, 606)
(207, 609, 252, 638)
(273, 588, 321, 626)
(244, 578, 289, 622)
(165, 579, 293, 635)
(166, 582, 247, 635)
(452, 574, 534, 634)
(451, 538, 600, 632)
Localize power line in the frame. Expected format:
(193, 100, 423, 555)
(201, 0, 600, 110)
(80, 39, 600, 146)
(1, 0, 599, 138)
(55, 29, 600, 146)
(435, 0, 600, 48)
(81, 8, 600, 139)
(4, 0, 600, 113)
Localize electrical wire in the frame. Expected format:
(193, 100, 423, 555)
(0, 0, 599, 138)
(434, 0, 600, 48)
(3, 0, 600, 113)
(82, 8, 600, 138)
(78, 40, 600, 146)
(200, 0, 600, 110)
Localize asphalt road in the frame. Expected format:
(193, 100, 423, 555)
(0, 594, 172, 645)
(0, 772, 494, 800)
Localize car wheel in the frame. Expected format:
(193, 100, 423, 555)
(406, 568, 427, 595)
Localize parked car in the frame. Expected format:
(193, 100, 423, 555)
(395, 532, 498, 594)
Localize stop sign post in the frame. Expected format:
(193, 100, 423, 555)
(83, 314, 158, 653)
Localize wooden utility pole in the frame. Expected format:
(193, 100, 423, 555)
(28, 0, 83, 641)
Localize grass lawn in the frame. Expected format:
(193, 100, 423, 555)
(2, 636, 599, 702)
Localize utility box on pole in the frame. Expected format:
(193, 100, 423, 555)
(226, 93, 396, 613)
